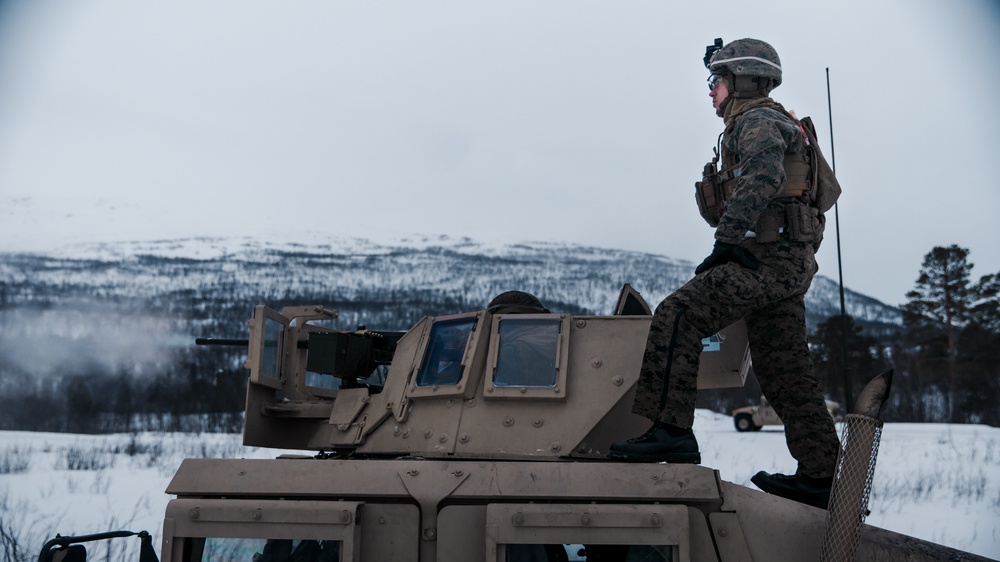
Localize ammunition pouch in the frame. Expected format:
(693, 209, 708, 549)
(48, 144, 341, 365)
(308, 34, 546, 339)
(779, 152, 811, 198)
(752, 203, 821, 244)
(695, 160, 735, 227)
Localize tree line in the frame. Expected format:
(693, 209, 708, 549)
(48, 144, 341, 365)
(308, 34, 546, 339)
(808, 245, 999, 425)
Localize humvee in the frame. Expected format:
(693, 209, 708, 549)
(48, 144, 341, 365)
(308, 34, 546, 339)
(731, 396, 840, 432)
(43, 286, 990, 562)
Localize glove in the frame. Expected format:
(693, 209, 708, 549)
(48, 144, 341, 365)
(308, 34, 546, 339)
(695, 241, 760, 274)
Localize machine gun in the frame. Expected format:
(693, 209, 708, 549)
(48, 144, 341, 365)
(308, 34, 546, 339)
(196, 306, 404, 389)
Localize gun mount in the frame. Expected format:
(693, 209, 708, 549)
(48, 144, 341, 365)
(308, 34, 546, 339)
(236, 288, 749, 457)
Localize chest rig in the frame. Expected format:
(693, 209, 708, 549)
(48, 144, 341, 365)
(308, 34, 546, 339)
(695, 109, 821, 245)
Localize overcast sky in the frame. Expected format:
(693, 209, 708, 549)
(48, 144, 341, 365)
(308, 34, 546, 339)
(1, 0, 998, 306)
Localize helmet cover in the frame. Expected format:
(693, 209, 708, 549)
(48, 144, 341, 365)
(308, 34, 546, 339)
(706, 38, 782, 88)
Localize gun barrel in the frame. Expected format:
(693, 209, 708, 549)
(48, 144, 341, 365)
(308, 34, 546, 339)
(195, 338, 249, 346)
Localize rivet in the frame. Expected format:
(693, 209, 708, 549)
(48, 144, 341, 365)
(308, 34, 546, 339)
(591, 358, 603, 368)
(439, 434, 448, 443)
(189, 507, 200, 520)
(238, 470, 247, 476)
(424, 528, 437, 539)
(550, 442, 561, 452)
(575, 319, 587, 328)
(252, 509, 262, 521)
(519, 387, 527, 394)
(393, 425, 401, 435)
(378, 517, 387, 525)
(341, 511, 352, 524)
(553, 387, 560, 394)
(452, 470, 464, 477)
(650, 514, 662, 527)
(581, 515, 591, 525)
(719, 527, 729, 537)
(532, 418, 544, 428)
(459, 433, 470, 443)
(424, 429, 434, 438)
(512, 513, 525, 526)
(612, 375, 624, 386)
(407, 470, 420, 476)
(503, 416, 515, 427)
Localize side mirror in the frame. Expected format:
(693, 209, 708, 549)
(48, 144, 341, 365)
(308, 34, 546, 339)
(44, 544, 87, 562)
(38, 531, 158, 562)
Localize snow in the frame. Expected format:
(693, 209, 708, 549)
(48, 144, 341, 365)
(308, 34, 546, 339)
(2, 411, 997, 560)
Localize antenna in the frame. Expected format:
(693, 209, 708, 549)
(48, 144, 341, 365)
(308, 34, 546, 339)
(827, 67, 853, 413)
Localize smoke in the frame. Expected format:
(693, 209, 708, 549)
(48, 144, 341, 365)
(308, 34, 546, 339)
(0, 302, 190, 379)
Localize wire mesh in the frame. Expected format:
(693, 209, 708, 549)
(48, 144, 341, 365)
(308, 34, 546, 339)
(821, 414, 883, 562)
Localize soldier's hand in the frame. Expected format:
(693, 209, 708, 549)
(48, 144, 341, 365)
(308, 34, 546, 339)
(695, 241, 760, 274)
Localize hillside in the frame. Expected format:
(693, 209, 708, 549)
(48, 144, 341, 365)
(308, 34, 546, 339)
(0, 235, 904, 432)
(0, 234, 901, 331)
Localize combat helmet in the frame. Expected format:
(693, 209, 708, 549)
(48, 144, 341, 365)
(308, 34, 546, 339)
(704, 38, 782, 98)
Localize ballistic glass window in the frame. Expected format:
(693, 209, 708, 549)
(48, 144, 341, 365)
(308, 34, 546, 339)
(262, 317, 283, 379)
(492, 317, 560, 388)
(416, 316, 477, 387)
(184, 537, 341, 562)
(505, 544, 673, 561)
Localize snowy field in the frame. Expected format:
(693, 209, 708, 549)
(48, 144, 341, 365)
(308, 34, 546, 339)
(1, 410, 997, 561)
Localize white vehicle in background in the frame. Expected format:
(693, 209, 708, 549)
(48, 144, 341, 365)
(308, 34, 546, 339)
(732, 396, 841, 432)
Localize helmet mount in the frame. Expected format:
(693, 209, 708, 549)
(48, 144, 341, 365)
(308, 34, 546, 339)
(703, 37, 782, 98)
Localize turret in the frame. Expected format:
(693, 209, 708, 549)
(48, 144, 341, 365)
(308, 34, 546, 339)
(239, 286, 751, 457)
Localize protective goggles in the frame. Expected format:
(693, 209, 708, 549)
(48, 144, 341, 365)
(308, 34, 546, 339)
(708, 73, 727, 91)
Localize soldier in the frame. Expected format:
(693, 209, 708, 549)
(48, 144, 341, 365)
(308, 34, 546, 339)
(608, 38, 841, 510)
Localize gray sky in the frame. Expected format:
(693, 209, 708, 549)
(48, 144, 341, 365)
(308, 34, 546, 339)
(1, 0, 998, 306)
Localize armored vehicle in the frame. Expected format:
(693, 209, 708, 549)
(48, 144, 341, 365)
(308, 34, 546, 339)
(50, 286, 987, 562)
(731, 396, 840, 432)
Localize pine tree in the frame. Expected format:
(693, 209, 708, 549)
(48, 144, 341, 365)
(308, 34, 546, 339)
(901, 245, 973, 422)
(970, 273, 1000, 334)
(810, 314, 886, 414)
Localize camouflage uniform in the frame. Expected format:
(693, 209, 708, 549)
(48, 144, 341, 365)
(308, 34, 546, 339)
(631, 96, 840, 479)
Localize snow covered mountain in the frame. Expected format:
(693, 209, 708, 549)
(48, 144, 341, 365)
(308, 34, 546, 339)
(0, 234, 901, 336)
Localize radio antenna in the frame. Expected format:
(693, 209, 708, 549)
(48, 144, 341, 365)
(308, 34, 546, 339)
(827, 67, 852, 413)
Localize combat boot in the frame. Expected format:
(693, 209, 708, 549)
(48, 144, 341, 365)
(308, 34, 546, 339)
(751, 471, 832, 509)
(607, 422, 701, 463)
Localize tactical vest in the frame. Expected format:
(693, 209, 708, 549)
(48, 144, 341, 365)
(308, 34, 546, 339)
(695, 107, 840, 247)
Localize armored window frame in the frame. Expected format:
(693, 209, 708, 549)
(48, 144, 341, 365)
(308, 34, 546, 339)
(247, 306, 289, 390)
(163, 499, 362, 562)
(483, 314, 570, 401)
(484, 503, 690, 562)
(407, 312, 483, 399)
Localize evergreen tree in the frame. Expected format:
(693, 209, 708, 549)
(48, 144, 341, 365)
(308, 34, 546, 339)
(810, 314, 886, 414)
(970, 273, 1000, 334)
(959, 271, 1000, 425)
(901, 245, 972, 422)
(65, 375, 96, 433)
